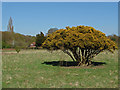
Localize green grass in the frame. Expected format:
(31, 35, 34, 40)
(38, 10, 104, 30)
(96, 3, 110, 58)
(0, 49, 2, 90)
(2, 49, 118, 88)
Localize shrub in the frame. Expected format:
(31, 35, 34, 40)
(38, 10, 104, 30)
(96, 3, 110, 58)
(42, 25, 117, 66)
(15, 47, 21, 53)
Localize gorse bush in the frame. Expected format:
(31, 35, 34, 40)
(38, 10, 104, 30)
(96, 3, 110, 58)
(42, 25, 117, 66)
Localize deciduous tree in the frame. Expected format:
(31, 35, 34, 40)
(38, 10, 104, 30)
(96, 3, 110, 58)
(46, 28, 58, 35)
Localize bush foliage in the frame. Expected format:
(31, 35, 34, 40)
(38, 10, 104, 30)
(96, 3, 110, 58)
(15, 46, 21, 53)
(42, 25, 117, 66)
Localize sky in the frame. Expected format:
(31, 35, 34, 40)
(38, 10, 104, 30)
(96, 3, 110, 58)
(2, 2, 118, 36)
(1, 0, 120, 2)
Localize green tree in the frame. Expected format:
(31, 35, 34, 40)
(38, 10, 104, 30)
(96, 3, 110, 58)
(2, 41, 11, 48)
(42, 25, 117, 66)
(36, 32, 46, 47)
(107, 34, 118, 44)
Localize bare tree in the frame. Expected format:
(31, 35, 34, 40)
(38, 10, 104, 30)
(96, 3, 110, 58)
(7, 17, 14, 33)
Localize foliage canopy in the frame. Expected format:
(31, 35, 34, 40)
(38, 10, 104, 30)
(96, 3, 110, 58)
(36, 32, 46, 47)
(42, 25, 117, 65)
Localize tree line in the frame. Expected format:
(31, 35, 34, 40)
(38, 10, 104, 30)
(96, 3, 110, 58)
(2, 16, 58, 49)
(2, 31, 36, 49)
(2, 28, 58, 49)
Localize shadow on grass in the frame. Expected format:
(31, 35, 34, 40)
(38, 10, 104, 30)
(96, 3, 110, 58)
(42, 61, 106, 67)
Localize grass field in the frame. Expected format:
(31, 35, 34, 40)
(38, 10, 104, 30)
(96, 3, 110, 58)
(0, 62, 1, 89)
(2, 49, 118, 88)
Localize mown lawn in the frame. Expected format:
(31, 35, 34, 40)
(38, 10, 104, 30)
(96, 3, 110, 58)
(2, 49, 118, 88)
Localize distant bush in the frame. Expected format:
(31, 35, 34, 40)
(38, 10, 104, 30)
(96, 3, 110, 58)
(2, 41, 12, 48)
(15, 47, 21, 53)
(107, 34, 118, 43)
(46, 28, 58, 35)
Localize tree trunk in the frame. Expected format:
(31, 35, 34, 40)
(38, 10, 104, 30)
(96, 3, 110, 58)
(62, 49, 75, 62)
(72, 50, 80, 62)
(63, 48, 102, 66)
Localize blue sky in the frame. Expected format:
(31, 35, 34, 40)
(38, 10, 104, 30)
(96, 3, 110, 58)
(2, 2, 118, 36)
(1, 0, 120, 2)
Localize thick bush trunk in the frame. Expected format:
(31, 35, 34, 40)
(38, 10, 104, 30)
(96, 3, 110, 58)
(63, 47, 102, 66)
